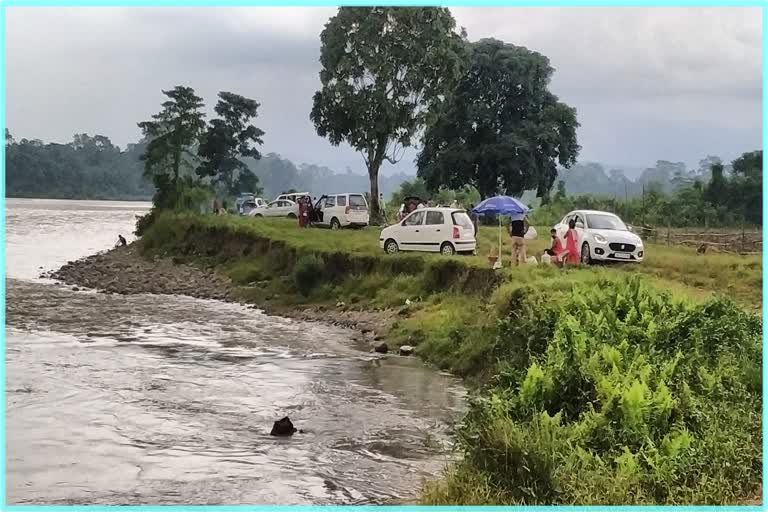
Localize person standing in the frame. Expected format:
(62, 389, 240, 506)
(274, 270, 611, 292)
(298, 197, 308, 228)
(564, 218, 580, 265)
(508, 212, 529, 266)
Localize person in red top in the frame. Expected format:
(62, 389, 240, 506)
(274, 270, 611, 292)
(545, 228, 567, 266)
(564, 218, 580, 265)
(298, 197, 308, 228)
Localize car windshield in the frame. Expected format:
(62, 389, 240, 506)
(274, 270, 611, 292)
(586, 214, 627, 231)
(452, 211, 473, 230)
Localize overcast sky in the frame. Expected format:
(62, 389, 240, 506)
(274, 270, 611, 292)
(6, 6, 762, 176)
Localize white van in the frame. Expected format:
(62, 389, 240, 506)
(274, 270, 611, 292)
(312, 193, 369, 229)
(275, 192, 310, 204)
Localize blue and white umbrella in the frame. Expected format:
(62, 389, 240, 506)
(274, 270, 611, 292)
(472, 195, 531, 216)
(472, 196, 532, 268)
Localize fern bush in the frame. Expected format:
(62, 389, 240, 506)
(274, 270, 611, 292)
(450, 276, 761, 504)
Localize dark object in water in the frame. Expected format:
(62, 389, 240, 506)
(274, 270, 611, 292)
(270, 416, 297, 436)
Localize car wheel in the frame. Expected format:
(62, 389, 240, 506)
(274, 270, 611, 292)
(384, 239, 399, 254)
(581, 242, 591, 265)
(330, 218, 341, 230)
(287, 213, 297, 219)
(254, 214, 263, 218)
(440, 242, 456, 256)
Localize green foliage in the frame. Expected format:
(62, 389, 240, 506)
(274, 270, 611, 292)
(138, 85, 206, 209)
(5, 132, 153, 200)
(292, 255, 324, 297)
(197, 91, 265, 196)
(311, 6, 465, 220)
(418, 38, 580, 199)
(534, 153, 762, 227)
(430, 276, 761, 504)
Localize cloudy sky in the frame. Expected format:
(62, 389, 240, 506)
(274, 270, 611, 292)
(6, 6, 762, 176)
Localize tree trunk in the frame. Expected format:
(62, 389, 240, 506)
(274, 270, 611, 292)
(368, 159, 381, 225)
(172, 150, 181, 184)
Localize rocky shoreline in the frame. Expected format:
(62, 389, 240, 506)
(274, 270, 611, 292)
(47, 242, 400, 347)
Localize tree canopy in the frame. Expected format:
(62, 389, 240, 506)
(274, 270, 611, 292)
(417, 38, 580, 200)
(310, 6, 466, 220)
(197, 91, 265, 196)
(5, 132, 153, 200)
(138, 86, 206, 208)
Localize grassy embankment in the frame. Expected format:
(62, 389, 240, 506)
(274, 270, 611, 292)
(140, 212, 762, 505)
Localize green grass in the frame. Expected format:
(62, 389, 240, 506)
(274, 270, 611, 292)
(151, 214, 759, 309)
(138, 211, 762, 505)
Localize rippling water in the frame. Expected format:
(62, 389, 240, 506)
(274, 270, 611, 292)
(6, 198, 466, 505)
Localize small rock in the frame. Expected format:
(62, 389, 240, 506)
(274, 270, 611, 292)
(373, 342, 388, 354)
(336, 301, 346, 308)
(72, 287, 80, 292)
(270, 416, 298, 437)
(399, 345, 415, 356)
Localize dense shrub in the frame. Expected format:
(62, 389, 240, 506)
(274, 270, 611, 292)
(293, 255, 324, 297)
(433, 276, 761, 504)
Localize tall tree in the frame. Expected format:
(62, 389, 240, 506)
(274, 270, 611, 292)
(310, 7, 465, 222)
(197, 91, 265, 196)
(728, 150, 762, 224)
(138, 86, 206, 208)
(417, 38, 580, 199)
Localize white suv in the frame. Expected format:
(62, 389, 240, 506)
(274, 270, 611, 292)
(313, 193, 370, 229)
(379, 207, 476, 255)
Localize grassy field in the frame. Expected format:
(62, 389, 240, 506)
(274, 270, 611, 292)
(159, 214, 760, 310)
(139, 212, 762, 504)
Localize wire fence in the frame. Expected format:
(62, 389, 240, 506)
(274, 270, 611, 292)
(640, 225, 762, 254)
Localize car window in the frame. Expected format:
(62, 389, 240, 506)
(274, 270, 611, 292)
(425, 211, 444, 225)
(349, 194, 367, 209)
(403, 211, 425, 226)
(452, 211, 473, 230)
(336, 195, 347, 207)
(324, 196, 336, 208)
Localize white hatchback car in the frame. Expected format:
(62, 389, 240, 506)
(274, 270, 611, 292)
(554, 209, 644, 264)
(379, 207, 477, 256)
(313, 193, 370, 229)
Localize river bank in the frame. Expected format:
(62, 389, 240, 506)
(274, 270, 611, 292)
(49, 243, 401, 349)
(49, 210, 762, 505)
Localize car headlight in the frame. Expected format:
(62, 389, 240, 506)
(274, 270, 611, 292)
(594, 234, 607, 244)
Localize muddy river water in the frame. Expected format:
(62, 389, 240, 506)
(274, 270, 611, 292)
(6, 198, 466, 505)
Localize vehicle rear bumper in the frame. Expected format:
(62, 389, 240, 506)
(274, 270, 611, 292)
(454, 240, 477, 253)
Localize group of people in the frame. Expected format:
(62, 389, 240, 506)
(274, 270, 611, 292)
(504, 215, 580, 267)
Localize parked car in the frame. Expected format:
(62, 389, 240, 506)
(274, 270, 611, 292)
(249, 199, 299, 218)
(553, 209, 644, 264)
(379, 207, 476, 256)
(240, 197, 266, 216)
(235, 193, 255, 214)
(312, 193, 370, 229)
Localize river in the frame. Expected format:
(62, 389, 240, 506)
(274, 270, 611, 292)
(5, 198, 466, 505)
